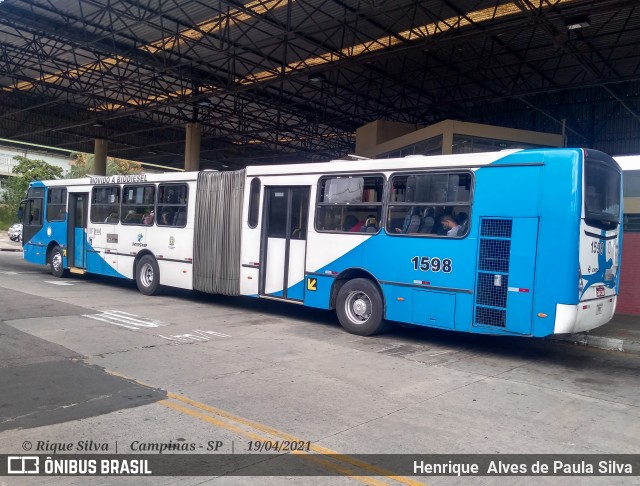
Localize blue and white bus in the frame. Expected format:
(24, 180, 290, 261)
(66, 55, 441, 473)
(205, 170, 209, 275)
(20, 148, 622, 337)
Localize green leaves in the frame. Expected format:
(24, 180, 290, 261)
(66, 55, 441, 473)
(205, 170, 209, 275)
(66, 153, 142, 178)
(1, 156, 63, 208)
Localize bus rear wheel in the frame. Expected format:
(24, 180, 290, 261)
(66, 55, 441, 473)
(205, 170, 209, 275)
(336, 278, 387, 336)
(50, 245, 67, 278)
(136, 255, 161, 296)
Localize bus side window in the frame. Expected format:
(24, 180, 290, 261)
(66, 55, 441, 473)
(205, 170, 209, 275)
(158, 183, 188, 227)
(387, 172, 472, 237)
(27, 199, 43, 226)
(315, 175, 384, 233)
(91, 186, 120, 223)
(248, 178, 260, 228)
(47, 187, 67, 222)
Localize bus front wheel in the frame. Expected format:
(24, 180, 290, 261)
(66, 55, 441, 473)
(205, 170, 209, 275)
(336, 278, 387, 336)
(50, 245, 67, 278)
(136, 255, 161, 296)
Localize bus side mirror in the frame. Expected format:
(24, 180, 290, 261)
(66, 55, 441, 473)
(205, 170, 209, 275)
(17, 207, 23, 220)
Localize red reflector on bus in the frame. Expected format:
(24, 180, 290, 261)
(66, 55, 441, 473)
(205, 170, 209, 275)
(519, 288, 530, 293)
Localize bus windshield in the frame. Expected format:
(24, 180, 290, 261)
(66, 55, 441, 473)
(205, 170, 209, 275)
(584, 159, 620, 229)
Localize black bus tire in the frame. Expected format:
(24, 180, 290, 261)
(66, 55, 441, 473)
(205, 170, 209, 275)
(50, 245, 67, 278)
(136, 255, 161, 296)
(336, 278, 388, 336)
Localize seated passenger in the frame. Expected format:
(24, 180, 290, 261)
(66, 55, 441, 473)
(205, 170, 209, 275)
(362, 215, 378, 233)
(343, 214, 359, 232)
(440, 215, 461, 237)
(142, 211, 155, 225)
(159, 210, 171, 225)
(124, 209, 138, 223)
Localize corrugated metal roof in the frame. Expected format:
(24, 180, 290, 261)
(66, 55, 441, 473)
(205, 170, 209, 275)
(0, 0, 640, 167)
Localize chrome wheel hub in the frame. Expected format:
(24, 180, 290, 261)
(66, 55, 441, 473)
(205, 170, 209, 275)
(345, 291, 372, 324)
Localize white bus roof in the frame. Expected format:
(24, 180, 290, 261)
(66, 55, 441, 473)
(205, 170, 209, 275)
(614, 156, 640, 171)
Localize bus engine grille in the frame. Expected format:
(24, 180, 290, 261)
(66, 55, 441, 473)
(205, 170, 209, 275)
(474, 218, 512, 328)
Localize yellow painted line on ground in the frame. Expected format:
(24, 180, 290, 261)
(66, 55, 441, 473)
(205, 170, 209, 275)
(166, 392, 424, 486)
(159, 399, 386, 486)
(293, 451, 388, 486)
(103, 370, 424, 486)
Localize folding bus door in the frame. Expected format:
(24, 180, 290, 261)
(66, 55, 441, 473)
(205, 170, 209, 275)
(67, 193, 89, 269)
(260, 187, 310, 302)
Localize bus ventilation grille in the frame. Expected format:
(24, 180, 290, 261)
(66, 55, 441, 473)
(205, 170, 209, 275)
(475, 218, 513, 328)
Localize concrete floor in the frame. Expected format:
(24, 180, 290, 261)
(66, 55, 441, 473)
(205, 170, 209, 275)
(0, 250, 639, 485)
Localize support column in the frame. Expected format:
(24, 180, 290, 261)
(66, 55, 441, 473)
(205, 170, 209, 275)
(185, 122, 201, 172)
(442, 126, 454, 155)
(94, 138, 108, 176)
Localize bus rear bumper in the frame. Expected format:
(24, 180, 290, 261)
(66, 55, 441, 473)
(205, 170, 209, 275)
(553, 297, 617, 334)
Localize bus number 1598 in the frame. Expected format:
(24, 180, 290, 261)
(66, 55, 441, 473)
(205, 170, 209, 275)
(411, 256, 453, 273)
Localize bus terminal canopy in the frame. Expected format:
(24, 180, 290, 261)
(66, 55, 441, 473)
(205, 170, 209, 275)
(0, 0, 639, 170)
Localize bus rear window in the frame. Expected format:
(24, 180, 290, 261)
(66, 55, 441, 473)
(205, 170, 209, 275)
(584, 160, 621, 230)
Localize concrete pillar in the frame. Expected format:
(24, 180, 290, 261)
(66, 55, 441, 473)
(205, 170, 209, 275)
(185, 122, 201, 172)
(94, 138, 108, 175)
(441, 126, 454, 155)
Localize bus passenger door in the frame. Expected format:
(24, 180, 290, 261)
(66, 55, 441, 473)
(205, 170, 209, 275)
(260, 187, 310, 301)
(67, 193, 88, 269)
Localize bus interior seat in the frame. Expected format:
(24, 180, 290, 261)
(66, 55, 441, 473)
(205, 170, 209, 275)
(406, 214, 422, 233)
(420, 216, 435, 233)
(173, 209, 186, 226)
(458, 218, 470, 235)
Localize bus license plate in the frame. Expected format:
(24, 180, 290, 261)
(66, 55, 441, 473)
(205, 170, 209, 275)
(596, 286, 605, 297)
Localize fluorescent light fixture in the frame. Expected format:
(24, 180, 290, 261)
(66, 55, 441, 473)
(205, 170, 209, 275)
(92, 121, 105, 128)
(565, 16, 590, 30)
(309, 73, 326, 83)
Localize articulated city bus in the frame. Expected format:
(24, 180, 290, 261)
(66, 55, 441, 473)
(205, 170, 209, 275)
(20, 148, 622, 337)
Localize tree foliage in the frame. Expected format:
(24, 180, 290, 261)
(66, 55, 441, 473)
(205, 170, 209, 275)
(66, 153, 142, 178)
(1, 156, 64, 209)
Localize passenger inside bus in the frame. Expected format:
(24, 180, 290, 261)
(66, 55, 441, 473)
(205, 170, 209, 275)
(441, 215, 461, 237)
(159, 210, 171, 225)
(362, 215, 377, 233)
(343, 214, 364, 232)
(142, 211, 155, 225)
(124, 209, 140, 223)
